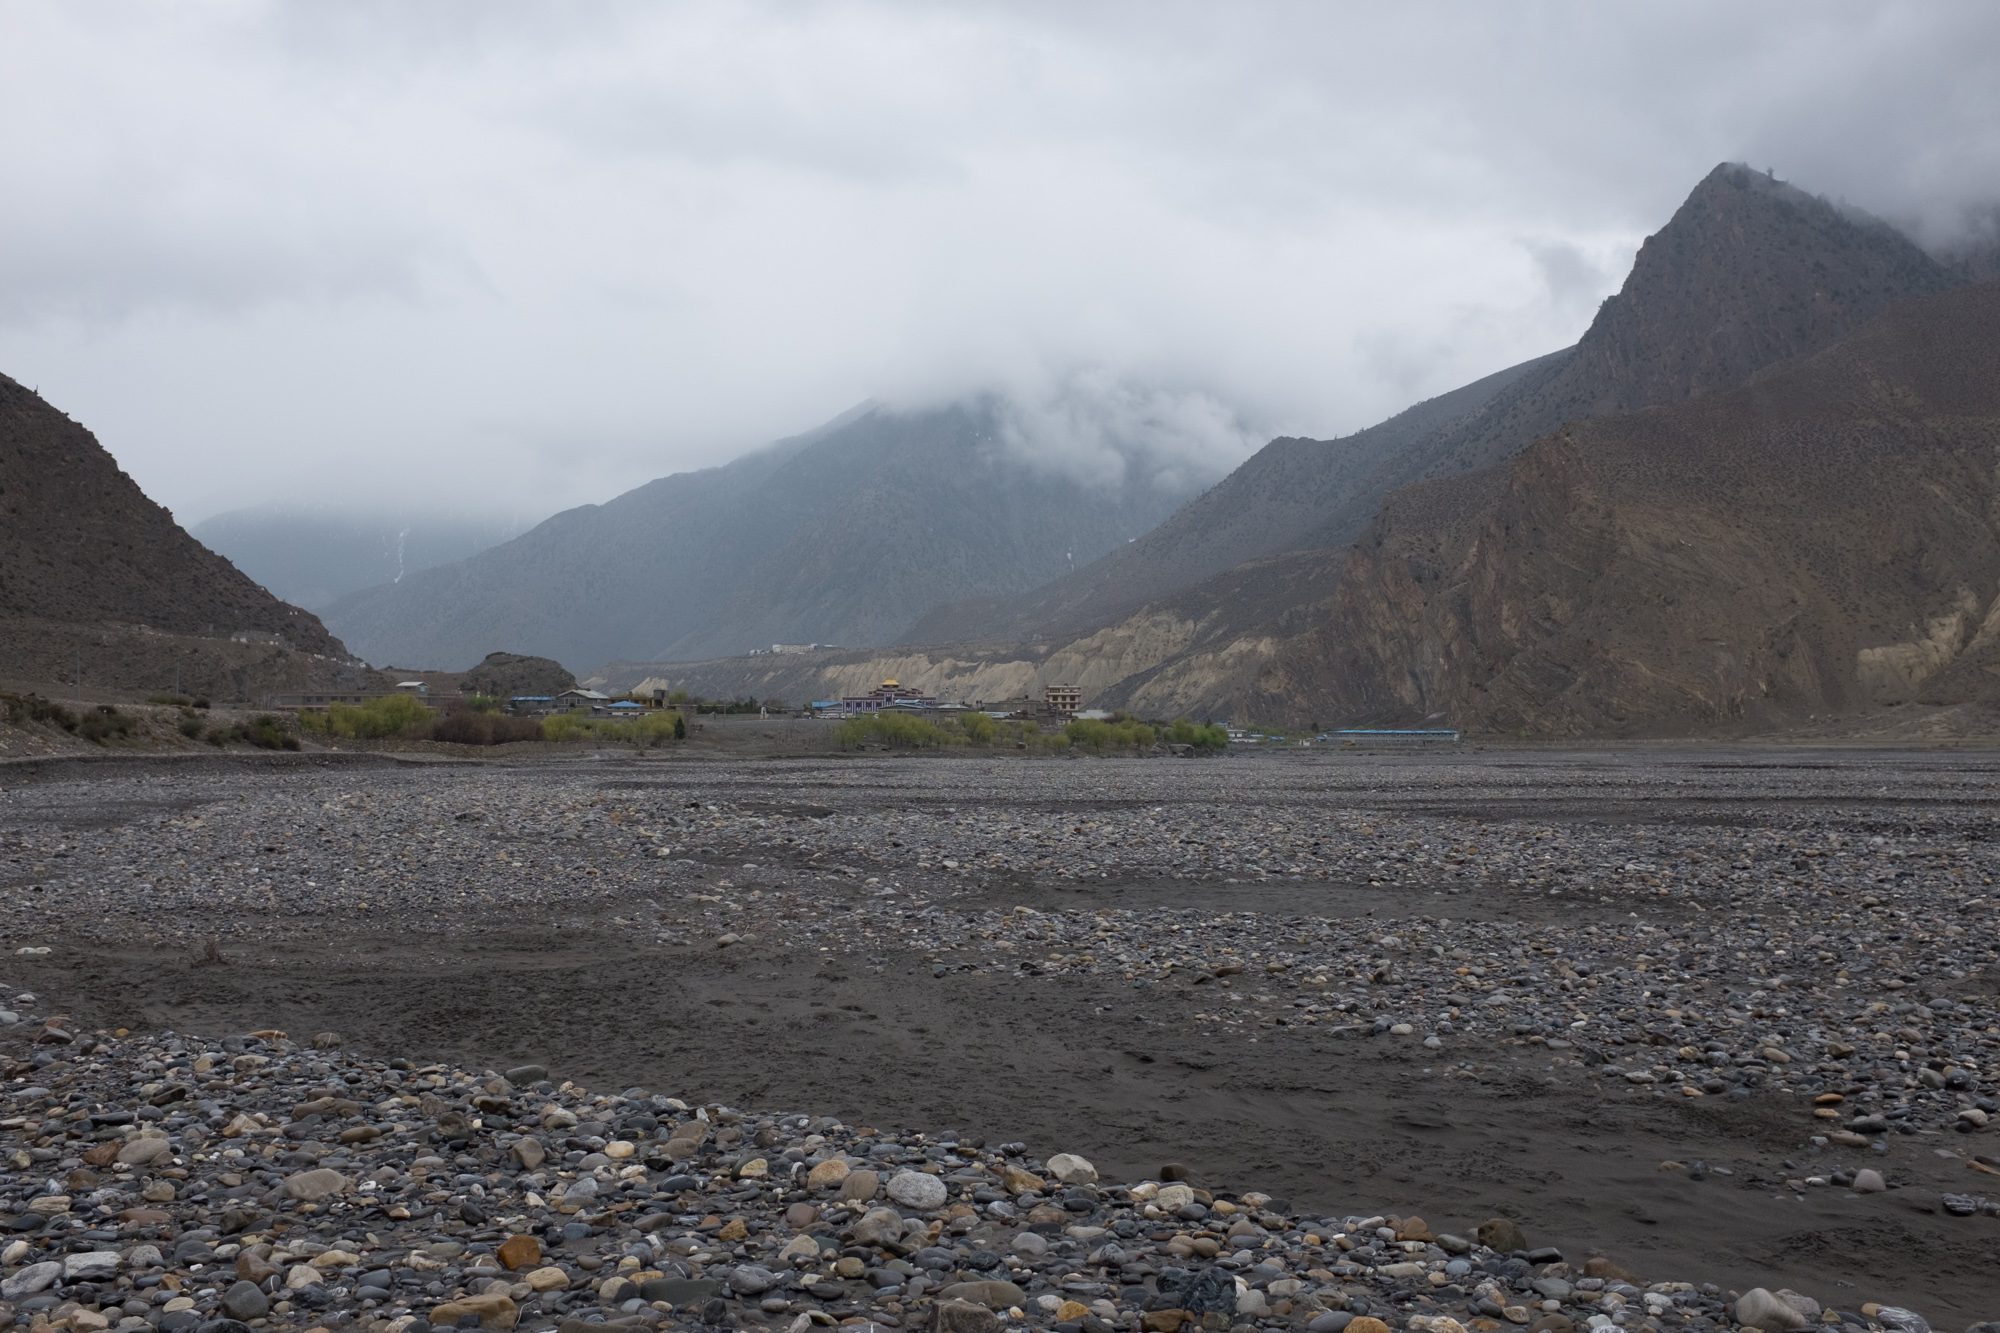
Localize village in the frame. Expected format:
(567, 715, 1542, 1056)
(264, 674, 1463, 750)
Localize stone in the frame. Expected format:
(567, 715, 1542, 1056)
(1000, 1165, 1045, 1194)
(730, 1264, 782, 1294)
(62, 1251, 120, 1281)
(888, 1169, 950, 1210)
(1046, 1153, 1097, 1184)
(1734, 1288, 1807, 1331)
(1477, 1217, 1528, 1252)
(504, 1064, 549, 1085)
(1, 1262, 60, 1300)
(840, 1168, 882, 1201)
(852, 1207, 906, 1248)
(936, 1279, 1028, 1310)
(929, 1299, 1001, 1333)
(221, 1280, 271, 1322)
(117, 1137, 173, 1166)
(641, 1277, 722, 1305)
(1347, 1319, 1392, 1333)
(1852, 1168, 1886, 1193)
(525, 1266, 570, 1292)
(235, 1254, 279, 1285)
(280, 1167, 349, 1202)
(430, 1291, 520, 1331)
(807, 1158, 851, 1190)
(511, 1137, 546, 1170)
(1872, 1308, 1932, 1333)
(1157, 1266, 1236, 1314)
(498, 1235, 542, 1270)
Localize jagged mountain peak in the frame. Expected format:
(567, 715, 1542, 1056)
(908, 161, 1963, 650)
(1571, 162, 1953, 409)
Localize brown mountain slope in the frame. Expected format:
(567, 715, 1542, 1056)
(0, 373, 344, 650)
(0, 372, 368, 699)
(907, 165, 1956, 649)
(1237, 280, 2000, 735)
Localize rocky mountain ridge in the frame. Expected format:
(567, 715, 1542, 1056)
(1286, 279, 2000, 734)
(907, 165, 1961, 650)
(0, 373, 369, 700)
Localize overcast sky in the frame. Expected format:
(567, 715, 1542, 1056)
(4, 2, 1998, 524)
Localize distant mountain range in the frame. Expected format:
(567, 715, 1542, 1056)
(193, 507, 529, 611)
(321, 399, 1220, 672)
(601, 164, 2000, 736)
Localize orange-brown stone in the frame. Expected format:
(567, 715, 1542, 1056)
(497, 1234, 542, 1271)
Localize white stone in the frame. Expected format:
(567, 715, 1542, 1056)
(1734, 1288, 1808, 1331)
(885, 1170, 948, 1210)
(1046, 1153, 1097, 1185)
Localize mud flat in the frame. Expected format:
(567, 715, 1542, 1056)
(3, 749, 1997, 1328)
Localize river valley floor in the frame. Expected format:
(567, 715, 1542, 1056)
(1, 749, 1996, 1329)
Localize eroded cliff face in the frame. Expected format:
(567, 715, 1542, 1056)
(592, 609, 1205, 709)
(1280, 283, 2000, 735)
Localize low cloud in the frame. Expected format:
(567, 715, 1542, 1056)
(985, 370, 1260, 493)
(1, 2, 1996, 522)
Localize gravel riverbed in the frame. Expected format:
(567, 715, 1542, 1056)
(1, 749, 1996, 1331)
